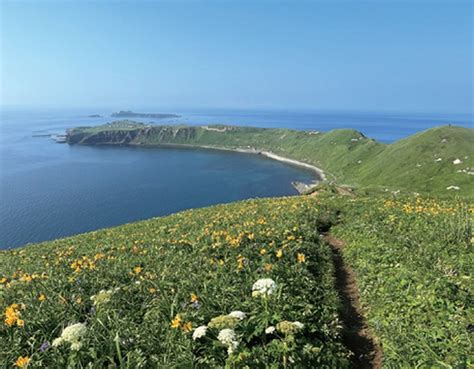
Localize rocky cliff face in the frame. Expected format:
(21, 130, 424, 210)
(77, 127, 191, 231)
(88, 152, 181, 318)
(67, 128, 141, 145)
(66, 126, 201, 145)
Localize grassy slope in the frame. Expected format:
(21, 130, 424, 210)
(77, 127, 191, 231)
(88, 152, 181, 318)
(1, 193, 472, 367)
(0, 197, 349, 368)
(324, 192, 473, 368)
(356, 126, 474, 194)
(68, 123, 474, 197)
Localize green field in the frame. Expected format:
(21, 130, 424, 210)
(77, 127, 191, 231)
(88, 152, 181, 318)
(1, 197, 350, 368)
(67, 122, 474, 197)
(1, 191, 472, 368)
(324, 192, 473, 368)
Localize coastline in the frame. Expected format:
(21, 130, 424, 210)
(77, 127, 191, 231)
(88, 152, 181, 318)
(131, 142, 327, 191)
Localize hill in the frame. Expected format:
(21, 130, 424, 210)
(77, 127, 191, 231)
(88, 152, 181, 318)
(1, 196, 350, 368)
(66, 122, 474, 197)
(1, 191, 471, 367)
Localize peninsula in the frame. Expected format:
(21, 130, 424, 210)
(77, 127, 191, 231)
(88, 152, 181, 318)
(110, 110, 180, 119)
(66, 121, 474, 197)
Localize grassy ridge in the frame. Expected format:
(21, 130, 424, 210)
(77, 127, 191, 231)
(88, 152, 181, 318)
(1, 191, 472, 367)
(0, 197, 349, 368)
(324, 192, 473, 368)
(67, 123, 474, 197)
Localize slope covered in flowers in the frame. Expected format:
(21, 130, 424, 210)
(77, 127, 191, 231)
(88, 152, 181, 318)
(327, 194, 473, 368)
(0, 197, 349, 368)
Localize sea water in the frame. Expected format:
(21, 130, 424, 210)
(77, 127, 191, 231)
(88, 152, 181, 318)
(0, 107, 471, 248)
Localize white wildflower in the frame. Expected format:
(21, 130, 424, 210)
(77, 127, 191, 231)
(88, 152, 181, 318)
(265, 326, 276, 334)
(292, 321, 304, 330)
(52, 322, 87, 351)
(228, 311, 246, 320)
(192, 325, 207, 341)
(453, 159, 462, 165)
(252, 278, 277, 297)
(217, 328, 239, 355)
(90, 288, 118, 306)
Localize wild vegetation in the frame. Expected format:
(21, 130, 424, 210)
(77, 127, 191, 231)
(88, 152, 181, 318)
(67, 123, 474, 197)
(323, 191, 473, 368)
(1, 190, 472, 368)
(0, 197, 350, 368)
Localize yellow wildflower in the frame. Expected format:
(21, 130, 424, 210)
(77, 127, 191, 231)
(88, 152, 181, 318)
(297, 253, 306, 264)
(4, 303, 23, 327)
(260, 248, 267, 255)
(190, 293, 199, 303)
(38, 294, 46, 302)
(171, 314, 182, 329)
(237, 255, 245, 270)
(276, 249, 283, 258)
(182, 321, 193, 333)
(263, 263, 273, 272)
(19, 274, 33, 283)
(148, 288, 157, 294)
(14, 356, 30, 368)
(133, 266, 142, 274)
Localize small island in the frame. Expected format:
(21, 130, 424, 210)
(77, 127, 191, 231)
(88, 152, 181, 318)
(111, 110, 180, 119)
(88, 114, 102, 118)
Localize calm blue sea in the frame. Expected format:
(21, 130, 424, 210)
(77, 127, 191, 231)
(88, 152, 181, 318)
(0, 107, 471, 249)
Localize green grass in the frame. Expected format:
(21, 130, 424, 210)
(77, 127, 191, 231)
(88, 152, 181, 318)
(67, 123, 474, 197)
(1, 192, 472, 368)
(324, 193, 473, 368)
(0, 197, 349, 368)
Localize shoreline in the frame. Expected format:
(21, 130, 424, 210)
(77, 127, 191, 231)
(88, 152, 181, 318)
(130, 142, 327, 191)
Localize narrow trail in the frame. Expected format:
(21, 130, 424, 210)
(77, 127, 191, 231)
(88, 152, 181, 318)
(322, 232, 383, 369)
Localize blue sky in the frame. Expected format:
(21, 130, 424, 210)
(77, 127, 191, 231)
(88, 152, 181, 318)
(0, 1, 472, 113)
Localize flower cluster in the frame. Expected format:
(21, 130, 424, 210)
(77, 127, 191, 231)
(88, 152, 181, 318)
(252, 278, 277, 297)
(4, 303, 24, 327)
(217, 328, 239, 355)
(170, 314, 193, 332)
(192, 325, 207, 340)
(276, 320, 305, 335)
(52, 322, 87, 351)
(14, 356, 30, 368)
(90, 288, 119, 307)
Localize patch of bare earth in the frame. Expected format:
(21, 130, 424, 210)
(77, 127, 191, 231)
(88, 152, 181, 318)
(322, 233, 382, 369)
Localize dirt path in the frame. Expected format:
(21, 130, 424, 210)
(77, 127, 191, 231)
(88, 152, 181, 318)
(322, 233, 383, 369)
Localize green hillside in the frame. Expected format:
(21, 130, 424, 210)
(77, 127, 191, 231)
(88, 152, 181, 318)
(67, 123, 474, 197)
(1, 197, 350, 368)
(1, 192, 471, 368)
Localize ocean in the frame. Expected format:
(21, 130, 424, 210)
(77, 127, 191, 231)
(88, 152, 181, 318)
(0, 107, 471, 249)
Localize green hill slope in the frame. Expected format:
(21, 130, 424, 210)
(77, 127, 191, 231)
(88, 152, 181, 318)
(67, 123, 474, 197)
(1, 192, 471, 367)
(0, 197, 350, 368)
(356, 126, 474, 194)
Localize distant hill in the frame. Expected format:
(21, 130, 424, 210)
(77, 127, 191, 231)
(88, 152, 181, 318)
(66, 122, 474, 197)
(110, 110, 180, 119)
